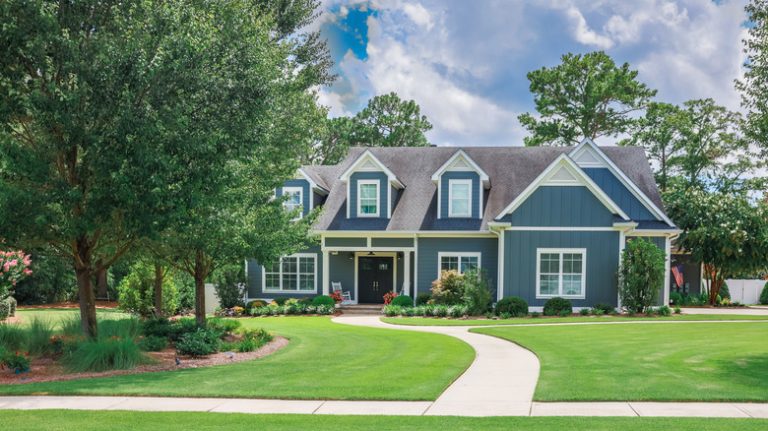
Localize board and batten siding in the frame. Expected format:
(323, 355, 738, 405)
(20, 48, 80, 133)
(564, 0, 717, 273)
(276, 179, 311, 218)
(499, 186, 617, 227)
(416, 237, 499, 301)
(583, 168, 657, 221)
(504, 230, 620, 307)
(246, 244, 322, 299)
(349, 171, 389, 218)
(439, 171, 481, 219)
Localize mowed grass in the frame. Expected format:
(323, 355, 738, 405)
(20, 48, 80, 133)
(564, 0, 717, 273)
(382, 314, 768, 326)
(1, 410, 766, 431)
(0, 317, 474, 401)
(473, 322, 768, 401)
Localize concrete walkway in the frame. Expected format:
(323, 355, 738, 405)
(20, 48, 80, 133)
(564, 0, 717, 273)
(1, 315, 768, 418)
(680, 307, 768, 316)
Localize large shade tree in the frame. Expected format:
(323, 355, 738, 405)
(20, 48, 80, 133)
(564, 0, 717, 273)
(738, 0, 768, 158)
(519, 51, 656, 146)
(0, 0, 330, 336)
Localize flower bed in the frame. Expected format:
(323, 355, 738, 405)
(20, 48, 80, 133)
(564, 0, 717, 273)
(249, 304, 335, 316)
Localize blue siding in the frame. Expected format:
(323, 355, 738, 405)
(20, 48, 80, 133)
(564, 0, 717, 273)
(440, 172, 481, 219)
(246, 244, 322, 299)
(583, 168, 657, 221)
(503, 230, 620, 307)
(349, 172, 389, 219)
(276, 179, 311, 218)
(500, 186, 616, 227)
(416, 237, 499, 301)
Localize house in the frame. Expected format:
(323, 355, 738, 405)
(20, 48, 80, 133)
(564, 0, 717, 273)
(245, 139, 680, 310)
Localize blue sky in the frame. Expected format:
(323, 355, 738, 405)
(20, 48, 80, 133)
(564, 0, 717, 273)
(314, 0, 749, 147)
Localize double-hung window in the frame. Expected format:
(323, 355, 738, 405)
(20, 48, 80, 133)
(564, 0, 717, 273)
(263, 254, 317, 292)
(357, 180, 380, 217)
(448, 179, 472, 217)
(282, 187, 303, 220)
(438, 252, 481, 275)
(536, 249, 586, 299)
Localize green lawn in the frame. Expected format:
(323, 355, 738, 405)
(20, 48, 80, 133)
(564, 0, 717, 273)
(1, 411, 765, 431)
(0, 316, 474, 401)
(473, 322, 768, 401)
(382, 314, 768, 326)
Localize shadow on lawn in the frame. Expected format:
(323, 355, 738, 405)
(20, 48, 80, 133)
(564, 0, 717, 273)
(711, 355, 768, 394)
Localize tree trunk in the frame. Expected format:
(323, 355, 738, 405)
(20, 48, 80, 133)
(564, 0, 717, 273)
(153, 263, 164, 317)
(704, 263, 723, 305)
(74, 238, 98, 339)
(95, 267, 108, 300)
(194, 251, 207, 327)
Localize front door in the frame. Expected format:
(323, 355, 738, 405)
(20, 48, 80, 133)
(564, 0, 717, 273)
(358, 256, 394, 304)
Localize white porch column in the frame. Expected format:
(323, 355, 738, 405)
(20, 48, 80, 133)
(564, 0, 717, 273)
(322, 249, 330, 295)
(664, 236, 671, 306)
(402, 250, 412, 297)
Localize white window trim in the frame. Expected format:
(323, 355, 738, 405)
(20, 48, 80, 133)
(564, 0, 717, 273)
(357, 179, 380, 218)
(262, 253, 318, 293)
(282, 186, 304, 220)
(437, 252, 482, 277)
(535, 248, 587, 299)
(448, 179, 472, 218)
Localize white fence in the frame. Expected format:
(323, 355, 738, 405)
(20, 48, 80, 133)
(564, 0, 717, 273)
(724, 279, 766, 305)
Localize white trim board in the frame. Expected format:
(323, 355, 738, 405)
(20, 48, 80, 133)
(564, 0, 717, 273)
(430, 150, 490, 185)
(569, 138, 674, 226)
(339, 150, 404, 188)
(494, 154, 630, 221)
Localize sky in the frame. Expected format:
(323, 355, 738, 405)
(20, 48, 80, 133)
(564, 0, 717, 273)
(313, 0, 750, 147)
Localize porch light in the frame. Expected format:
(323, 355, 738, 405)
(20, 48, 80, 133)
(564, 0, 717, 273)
(366, 251, 375, 256)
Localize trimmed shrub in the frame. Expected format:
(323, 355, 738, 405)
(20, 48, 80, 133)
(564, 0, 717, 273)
(495, 297, 528, 317)
(760, 282, 768, 305)
(391, 295, 413, 307)
(311, 295, 335, 307)
(462, 269, 493, 315)
(138, 335, 168, 352)
(619, 238, 665, 313)
(176, 328, 220, 357)
(212, 264, 246, 309)
(430, 270, 465, 305)
(543, 297, 572, 316)
(416, 293, 432, 306)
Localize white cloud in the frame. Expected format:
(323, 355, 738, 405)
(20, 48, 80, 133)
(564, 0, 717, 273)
(402, 3, 434, 30)
(563, 5, 614, 49)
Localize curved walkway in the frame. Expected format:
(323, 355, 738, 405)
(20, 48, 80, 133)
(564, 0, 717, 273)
(1, 316, 768, 418)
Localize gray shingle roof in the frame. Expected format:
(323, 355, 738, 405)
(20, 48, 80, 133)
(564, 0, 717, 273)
(306, 145, 670, 231)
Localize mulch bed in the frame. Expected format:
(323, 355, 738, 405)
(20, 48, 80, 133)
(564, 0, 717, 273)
(0, 336, 288, 385)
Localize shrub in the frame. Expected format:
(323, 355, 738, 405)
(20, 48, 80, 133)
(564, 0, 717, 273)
(579, 308, 590, 316)
(592, 308, 605, 316)
(558, 309, 571, 317)
(273, 297, 289, 306)
(530, 311, 540, 318)
(760, 282, 768, 305)
(543, 297, 572, 316)
(2, 352, 30, 373)
(430, 270, 465, 305)
(0, 299, 9, 321)
(657, 305, 672, 316)
(138, 335, 168, 352)
(592, 303, 615, 314)
(619, 238, 665, 314)
(212, 264, 246, 309)
(63, 337, 149, 372)
(462, 270, 493, 315)
(236, 329, 272, 352)
(7, 297, 16, 317)
(117, 262, 179, 317)
(142, 317, 173, 338)
(99, 318, 142, 340)
(495, 297, 528, 317)
(206, 317, 241, 336)
(311, 295, 335, 307)
(432, 305, 449, 317)
(383, 305, 403, 317)
(391, 295, 413, 307)
(168, 317, 199, 341)
(719, 282, 730, 300)
(176, 328, 220, 357)
(669, 291, 683, 305)
(416, 293, 432, 306)
(674, 306, 682, 314)
(448, 304, 469, 318)
(25, 317, 56, 357)
(0, 323, 25, 351)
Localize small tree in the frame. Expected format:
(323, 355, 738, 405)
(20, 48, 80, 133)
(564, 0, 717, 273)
(212, 264, 246, 309)
(619, 238, 665, 314)
(430, 270, 465, 305)
(461, 269, 493, 315)
(117, 261, 179, 318)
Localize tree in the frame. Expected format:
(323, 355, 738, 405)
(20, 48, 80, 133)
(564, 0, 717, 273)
(618, 238, 665, 314)
(519, 51, 656, 146)
(310, 92, 433, 164)
(0, 1, 330, 337)
(737, 0, 768, 157)
(664, 186, 768, 305)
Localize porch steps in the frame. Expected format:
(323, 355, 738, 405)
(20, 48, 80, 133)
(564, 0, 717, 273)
(340, 304, 383, 316)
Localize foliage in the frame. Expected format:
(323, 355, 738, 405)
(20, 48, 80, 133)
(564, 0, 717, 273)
(580, 308, 590, 316)
(461, 270, 493, 315)
(175, 328, 221, 357)
(141, 318, 173, 339)
(674, 306, 682, 314)
(330, 291, 343, 304)
(234, 329, 272, 353)
(391, 295, 413, 307)
(206, 318, 241, 337)
(543, 297, 573, 316)
(138, 336, 168, 352)
(592, 303, 615, 314)
(0, 323, 25, 351)
(737, 0, 768, 158)
(656, 306, 672, 316)
(665, 187, 768, 304)
(384, 304, 469, 318)
(63, 336, 149, 373)
(11, 251, 78, 305)
(383, 291, 398, 305)
(212, 264, 246, 309)
(1, 351, 30, 374)
(0, 299, 9, 321)
(0, 250, 31, 300)
(495, 297, 529, 317)
(518, 51, 656, 146)
(6, 297, 15, 317)
(416, 293, 432, 306)
(249, 304, 334, 316)
(312, 295, 336, 307)
(167, 318, 199, 342)
(719, 282, 731, 300)
(117, 262, 179, 317)
(761, 282, 768, 305)
(619, 238, 665, 313)
(24, 317, 56, 357)
(430, 270, 466, 305)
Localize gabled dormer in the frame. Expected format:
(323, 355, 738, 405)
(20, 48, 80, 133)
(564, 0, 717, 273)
(276, 168, 329, 220)
(570, 139, 673, 225)
(339, 150, 404, 219)
(431, 150, 489, 219)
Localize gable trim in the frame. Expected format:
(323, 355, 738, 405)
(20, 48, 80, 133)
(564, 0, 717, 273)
(569, 139, 674, 226)
(494, 154, 630, 221)
(430, 150, 490, 186)
(339, 150, 404, 188)
(297, 168, 329, 196)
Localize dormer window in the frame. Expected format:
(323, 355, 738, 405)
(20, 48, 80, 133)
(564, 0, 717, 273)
(282, 186, 303, 220)
(357, 180, 380, 217)
(448, 179, 472, 217)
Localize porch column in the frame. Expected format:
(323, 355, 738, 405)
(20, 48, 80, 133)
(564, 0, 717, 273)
(322, 249, 330, 295)
(402, 250, 411, 297)
(664, 236, 671, 306)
